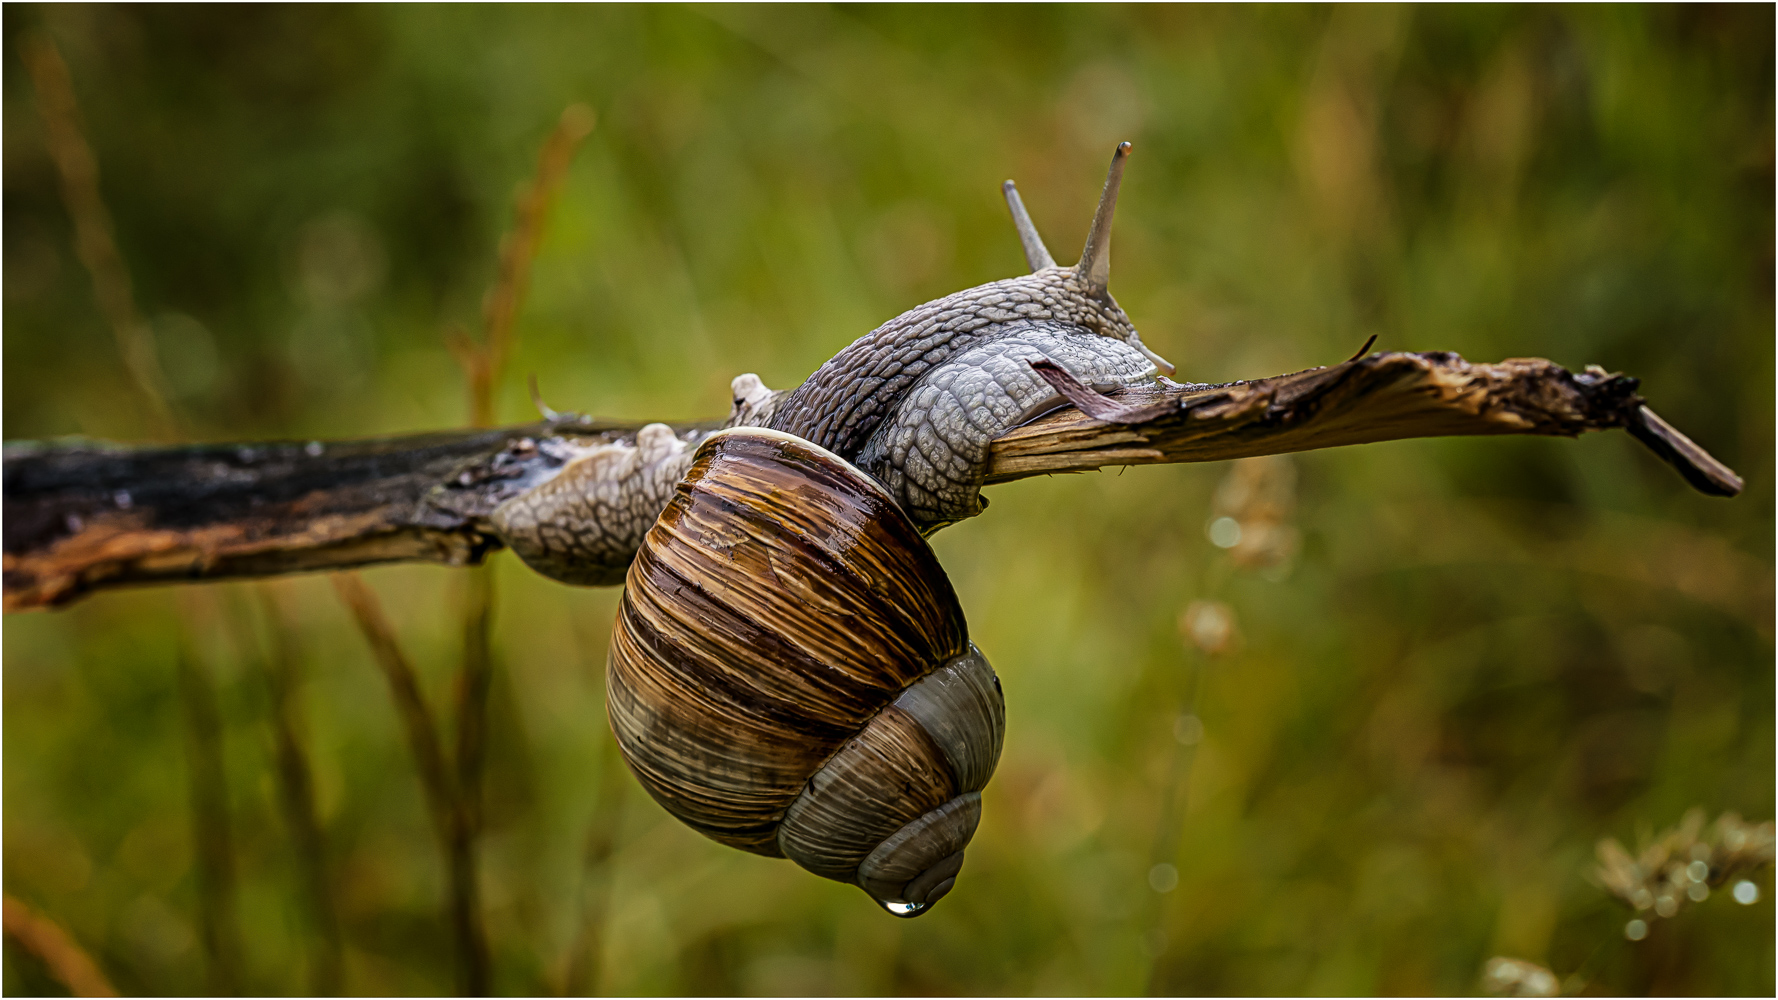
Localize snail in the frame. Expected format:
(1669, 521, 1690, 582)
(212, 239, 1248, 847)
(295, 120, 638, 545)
(607, 426, 1005, 915)
(769, 141, 1171, 530)
(490, 141, 1167, 580)
(488, 144, 1159, 914)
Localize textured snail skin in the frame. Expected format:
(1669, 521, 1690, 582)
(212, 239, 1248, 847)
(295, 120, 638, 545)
(852, 317, 1154, 527)
(489, 267, 1157, 582)
(488, 375, 780, 585)
(769, 266, 1158, 528)
(487, 423, 695, 585)
(607, 428, 1004, 912)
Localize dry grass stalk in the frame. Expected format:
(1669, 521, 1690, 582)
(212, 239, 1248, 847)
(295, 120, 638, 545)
(1594, 808, 1776, 923)
(442, 102, 595, 994)
(1148, 459, 1299, 991)
(19, 33, 179, 440)
(1208, 456, 1300, 572)
(2, 894, 119, 997)
(255, 585, 344, 995)
(450, 102, 597, 428)
(448, 563, 496, 997)
(173, 634, 245, 995)
(330, 571, 485, 993)
(558, 749, 628, 995)
(454, 567, 497, 839)
(1180, 600, 1239, 658)
(25, 34, 255, 991)
(328, 574, 458, 853)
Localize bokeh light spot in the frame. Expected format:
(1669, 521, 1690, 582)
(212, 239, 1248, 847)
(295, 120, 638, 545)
(1207, 516, 1242, 548)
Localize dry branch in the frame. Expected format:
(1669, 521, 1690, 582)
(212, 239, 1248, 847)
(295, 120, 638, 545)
(3, 352, 1741, 611)
(3, 424, 567, 609)
(1004, 351, 1742, 495)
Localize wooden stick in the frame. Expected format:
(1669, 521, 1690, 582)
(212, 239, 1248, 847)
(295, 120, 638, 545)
(2, 423, 573, 610)
(3, 352, 1740, 611)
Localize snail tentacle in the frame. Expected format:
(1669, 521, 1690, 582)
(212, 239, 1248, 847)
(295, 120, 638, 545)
(1001, 179, 1058, 272)
(727, 372, 786, 428)
(1078, 140, 1131, 298)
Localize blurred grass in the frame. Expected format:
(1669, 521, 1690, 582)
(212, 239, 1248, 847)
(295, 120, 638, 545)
(3, 5, 1772, 996)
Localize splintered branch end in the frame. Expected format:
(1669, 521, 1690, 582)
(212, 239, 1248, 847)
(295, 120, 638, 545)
(1001, 352, 1742, 499)
(1626, 405, 1744, 497)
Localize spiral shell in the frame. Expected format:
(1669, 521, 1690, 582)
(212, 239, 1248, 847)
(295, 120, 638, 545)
(607, 427, 1005, 915)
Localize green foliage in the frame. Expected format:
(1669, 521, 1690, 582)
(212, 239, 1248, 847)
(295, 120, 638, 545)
(4, 5, 1771, 995)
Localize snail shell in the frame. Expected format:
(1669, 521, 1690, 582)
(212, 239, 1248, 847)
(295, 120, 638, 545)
(607, 426, 1005, 915)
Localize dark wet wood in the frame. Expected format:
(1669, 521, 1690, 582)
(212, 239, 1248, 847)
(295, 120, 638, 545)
(1, 419, 712, 611)
(2, 351, 1743, 610)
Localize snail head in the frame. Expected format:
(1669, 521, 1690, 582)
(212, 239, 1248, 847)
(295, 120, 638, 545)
(1001, 141, 1172, 376)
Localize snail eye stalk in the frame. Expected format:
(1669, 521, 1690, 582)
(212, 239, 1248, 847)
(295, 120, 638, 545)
(1078, 140, 1131, 298)
(1001, 179, 1057, 272)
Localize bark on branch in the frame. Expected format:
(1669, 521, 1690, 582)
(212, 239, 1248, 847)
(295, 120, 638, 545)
(3, 352, 1740, 611)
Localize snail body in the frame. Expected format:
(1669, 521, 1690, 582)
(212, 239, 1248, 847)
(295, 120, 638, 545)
(489, 142, 1163, 581)
(847, 316, 1155, 528)
(488, 374, 784, 586)
(487, 422, 695, 586)
(607, 427, 1005, 914)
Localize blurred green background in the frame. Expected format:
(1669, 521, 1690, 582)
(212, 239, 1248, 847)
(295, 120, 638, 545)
(4, 4, 1772, 996)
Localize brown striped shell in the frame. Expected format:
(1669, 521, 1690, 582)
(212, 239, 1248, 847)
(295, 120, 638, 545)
(607, 427, 1005, 916)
